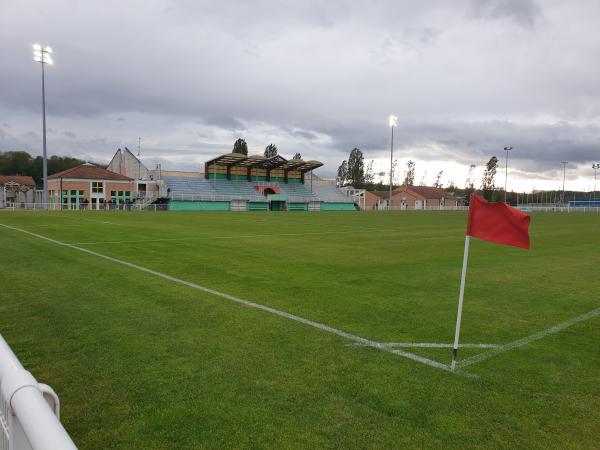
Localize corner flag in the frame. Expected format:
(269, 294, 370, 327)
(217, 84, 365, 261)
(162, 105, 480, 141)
(467, 194, 531, 249)
(451, 195, 531, 370)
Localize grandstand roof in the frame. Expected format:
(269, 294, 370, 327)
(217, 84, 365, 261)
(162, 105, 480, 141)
(205, 153, 323, 174)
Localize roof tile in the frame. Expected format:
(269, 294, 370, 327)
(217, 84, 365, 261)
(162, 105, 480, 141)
(49, 165, 132, 181)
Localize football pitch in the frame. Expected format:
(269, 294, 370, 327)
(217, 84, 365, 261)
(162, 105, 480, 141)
(0, 210, 599, 449)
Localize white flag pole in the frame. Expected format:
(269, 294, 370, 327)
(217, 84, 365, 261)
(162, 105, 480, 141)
(451, 235, 471, 370)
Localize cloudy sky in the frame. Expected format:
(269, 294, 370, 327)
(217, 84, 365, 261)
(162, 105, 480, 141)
(1, 0, 599, 192)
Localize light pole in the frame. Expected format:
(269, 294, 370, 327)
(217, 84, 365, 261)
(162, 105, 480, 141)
(33, 44, 53, 210)
(388, 115, 397, 210)
(503, 146, 512, 203)
(593, 163, 599, 200)
(561, 161, 568, 204)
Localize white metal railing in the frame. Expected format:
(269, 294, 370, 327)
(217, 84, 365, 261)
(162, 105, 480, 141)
(0, 335, 77, 450)
(4, 202, 597, 213)
(0, 203, 169, 212)
(367, 205, 470, 211)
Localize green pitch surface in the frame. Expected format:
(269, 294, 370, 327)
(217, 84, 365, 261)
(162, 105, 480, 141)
(1, 211, 599, 449)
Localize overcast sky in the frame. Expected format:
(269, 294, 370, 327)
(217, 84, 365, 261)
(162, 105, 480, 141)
(1, 0, 600, 191)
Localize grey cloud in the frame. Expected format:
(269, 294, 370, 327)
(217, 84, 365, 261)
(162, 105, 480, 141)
(203, 115, 245, 131)
(1, 1, 599, 189)
(470, 0, 541, 28)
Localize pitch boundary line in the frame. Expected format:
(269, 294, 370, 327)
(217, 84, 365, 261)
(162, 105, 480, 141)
(458, 306, 600, 368)
(375, 342, 500, 349)
(0, 223, 471, 377)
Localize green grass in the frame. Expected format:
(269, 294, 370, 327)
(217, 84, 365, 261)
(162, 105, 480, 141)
(0, 210, 599, 449)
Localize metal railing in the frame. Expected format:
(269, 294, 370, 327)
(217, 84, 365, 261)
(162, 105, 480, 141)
(1, 203, 169, 212)
(0, 335, 77, 450)
(365, 205, 469, 211)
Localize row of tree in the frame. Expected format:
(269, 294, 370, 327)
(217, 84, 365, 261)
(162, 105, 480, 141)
(232, 138, 301, 159)
(0, 151, 87, 187)
(336, 150, 502, 201)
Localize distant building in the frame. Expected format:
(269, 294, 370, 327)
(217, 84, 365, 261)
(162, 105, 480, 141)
(365, 185, 460, 210)
(0, 176, 37, 208)
(107, 147, 162, 200)
(48, 163, 134, 210)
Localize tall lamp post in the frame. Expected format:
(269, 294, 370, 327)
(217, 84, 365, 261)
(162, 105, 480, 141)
(593, 163, 599, 200)
(388, 115, 398, 210)
(503, 146, 512, 203)
(561, 161, 568, 204)
(33, 44, 53, 210)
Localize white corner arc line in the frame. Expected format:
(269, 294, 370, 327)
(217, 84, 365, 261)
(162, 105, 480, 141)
(376, 342, 500, 349)
(458, 306, 600, 368)
(0, 223, 468, 376)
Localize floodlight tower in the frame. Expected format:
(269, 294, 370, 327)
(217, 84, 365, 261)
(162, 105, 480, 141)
(503, 146, 512, 203)
(561, 161, 568, 204)
(33, 44, 54, 210)
(388, 115, 398, 209)
(593, 163, 599, 200)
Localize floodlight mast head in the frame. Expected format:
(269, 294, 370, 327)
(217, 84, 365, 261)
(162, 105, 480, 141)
(32, 44, 53, 65)
(389, 115, 398, 128)
(504, 146, 513, 151)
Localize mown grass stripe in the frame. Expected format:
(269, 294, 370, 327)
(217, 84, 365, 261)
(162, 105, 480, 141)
(0, 223, 468, 376)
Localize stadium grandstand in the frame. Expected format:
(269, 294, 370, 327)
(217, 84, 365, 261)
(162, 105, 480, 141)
(165, 153, 356, 211)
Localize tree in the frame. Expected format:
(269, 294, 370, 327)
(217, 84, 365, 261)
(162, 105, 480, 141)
(465, 164, 476, 197)
(0, 151, 33, 176)
(434, 170, 444, 189)
(403, 160, 415, 186)
(232, 138, 248, 155)
(337, 160, 348, 186)
(347, 148, 365, 186)
(364, 160, 375, 186)
(392, 160, 401, 185)
(0, 150, 85, 187)
(264, 144, 278, 158)
(481, 156, 499, 201)
(292, 152, 302, 160)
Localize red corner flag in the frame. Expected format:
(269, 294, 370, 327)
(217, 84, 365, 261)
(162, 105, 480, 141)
(467, 194, 531, 249)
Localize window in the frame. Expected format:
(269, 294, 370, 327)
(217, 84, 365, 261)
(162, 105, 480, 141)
(118, 190, 123, 196)
(92, 182, 103, 193)
(111, 191, 116, 196)
(70, 190, 77, 196)
(79, 190, 84, 196)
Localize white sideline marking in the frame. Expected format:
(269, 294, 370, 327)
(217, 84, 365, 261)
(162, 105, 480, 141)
(458, 306, 600, 368)
(375, 342, 500, 349)
(0, 223, 470, 376)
